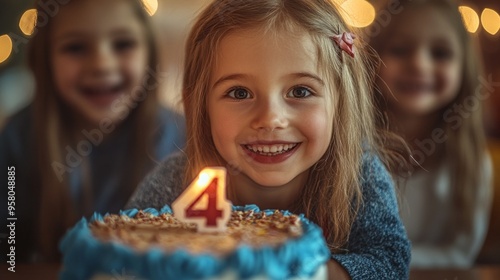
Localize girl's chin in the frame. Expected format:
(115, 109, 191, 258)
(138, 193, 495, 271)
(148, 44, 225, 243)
(390, 100, 439, 117)
(79, 87, 126, 107)
(78, 107, 129, 127)
(246, 174, 294, 189)
(397, 107, 438, 118)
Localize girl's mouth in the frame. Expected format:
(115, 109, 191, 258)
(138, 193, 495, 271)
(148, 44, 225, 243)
(80, 83, 126, 107)
(397, 82, 434, 95)
(242, 143, 300, 164)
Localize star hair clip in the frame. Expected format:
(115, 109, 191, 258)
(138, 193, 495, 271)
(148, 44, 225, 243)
(330, 32, 356, 58)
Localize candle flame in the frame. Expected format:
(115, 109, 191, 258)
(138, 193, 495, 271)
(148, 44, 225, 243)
(197, 172, 211, 187)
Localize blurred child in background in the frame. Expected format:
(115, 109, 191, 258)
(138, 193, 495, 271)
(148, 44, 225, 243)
(0, 0, 185, 262)
(369, 0, 493, 268)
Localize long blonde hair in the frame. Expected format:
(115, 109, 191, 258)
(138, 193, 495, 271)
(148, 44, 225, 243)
(182, 0, 403, 251)
(369, 0, 487, 231)
(28, 0, 159, 260)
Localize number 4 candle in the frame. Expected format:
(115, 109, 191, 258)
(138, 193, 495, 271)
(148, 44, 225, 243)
(172, 167, 232, 233)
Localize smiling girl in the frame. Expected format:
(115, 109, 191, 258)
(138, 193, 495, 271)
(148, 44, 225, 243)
(369, 0, 493, 268)
(0, 0, 185, 262)
(127, 0, 411, 278)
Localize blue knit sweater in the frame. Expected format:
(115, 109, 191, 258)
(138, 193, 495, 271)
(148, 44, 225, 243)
(126, 152, 411, 279)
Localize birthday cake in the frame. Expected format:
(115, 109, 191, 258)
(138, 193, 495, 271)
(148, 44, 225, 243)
(59, 205, 330, 280)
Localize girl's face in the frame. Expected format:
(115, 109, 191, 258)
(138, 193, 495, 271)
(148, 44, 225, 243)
(377, 5, 463, 118)
(208, 28, 334, 189)
(51, 0, 148, 124)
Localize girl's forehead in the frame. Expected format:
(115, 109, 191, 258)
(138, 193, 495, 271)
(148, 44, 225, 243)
(51, 0, 143, 39)
(217, 27, 320, 64)
(389, 6, 461, 44)
(212, 27, 322, 80)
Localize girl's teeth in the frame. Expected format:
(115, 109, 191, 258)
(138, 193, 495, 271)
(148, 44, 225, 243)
(245, 144, 297, 155)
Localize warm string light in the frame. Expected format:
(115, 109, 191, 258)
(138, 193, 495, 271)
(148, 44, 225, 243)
(19, 9, 37, 36)
(481, 8, 500, 35)
(1, 1, 499, 66)
(141, 0, 158, 16)
(343, 2, 500, 36)
(0, 35, 13, 64)
(459, 6, 480, 33)
(339, 0, 375, 28)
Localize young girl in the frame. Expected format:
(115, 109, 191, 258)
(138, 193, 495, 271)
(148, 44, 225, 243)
(0, 0, 185, 262)
(127, 0, 410, 278)
(369, 0, 493, 268)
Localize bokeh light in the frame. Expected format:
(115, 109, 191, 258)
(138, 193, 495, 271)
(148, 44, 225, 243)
(481, 8, 500, 35)
(0, 35, 13, 64)
(19, 9, 37, 36)
(340, 0, 375, 28)
(459, 6, 480, 33)
(142, 0, 158, 16)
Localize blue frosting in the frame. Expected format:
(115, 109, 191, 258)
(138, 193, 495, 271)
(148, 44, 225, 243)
(59, 205, 330, 280)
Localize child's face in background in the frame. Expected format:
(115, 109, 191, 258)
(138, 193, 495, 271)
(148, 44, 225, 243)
(208, 28, 334, 189)
(377, 5, 463, 117)
(51, 0, 148, 124)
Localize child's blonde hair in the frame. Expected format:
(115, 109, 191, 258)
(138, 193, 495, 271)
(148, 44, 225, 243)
(28, 0, 159, 260)
(370, 0, 487, 231)
(182, 0, 404, 251)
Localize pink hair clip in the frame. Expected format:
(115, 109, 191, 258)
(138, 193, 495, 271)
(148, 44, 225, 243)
(330, 32, 356, 58)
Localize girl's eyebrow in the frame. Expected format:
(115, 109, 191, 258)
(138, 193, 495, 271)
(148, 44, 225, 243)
(55, 28, 137, 41)
(212, 73, 248, 89)
(55, 31, 86, 41)
(109, 27, 138, 36)
(212, 72, 324, 89)
(289, 72, 325, 86)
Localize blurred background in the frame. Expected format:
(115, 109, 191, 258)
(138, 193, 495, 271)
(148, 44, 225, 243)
(1, 0, 500, 131)
(0, 0, 208, 121)
(0, 0, 499, 264)
(1, 0, 499, 133)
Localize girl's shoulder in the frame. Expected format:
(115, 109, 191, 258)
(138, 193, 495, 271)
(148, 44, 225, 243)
(360, 152, 392, 185)
(126, 151, 188, 209)
(159, 151, 188, 171)
(359, 152, 399, 205)
(156, 106, 185, 129)
(148, 151, 188, 187)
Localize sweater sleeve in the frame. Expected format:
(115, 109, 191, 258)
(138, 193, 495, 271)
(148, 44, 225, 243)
(331, 154, 411, 280)
(126, 152, 187, 210)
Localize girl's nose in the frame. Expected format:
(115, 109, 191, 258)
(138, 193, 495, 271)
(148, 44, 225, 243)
(88, 44, 117, 75)
(409, 49, 432, 74)
(251, 97, 289, 132)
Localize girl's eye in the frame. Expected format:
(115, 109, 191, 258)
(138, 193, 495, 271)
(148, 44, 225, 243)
(432, 47, 452, 61)
(62, 43, 86, 55)
(227, 88, 251, 99)
(387, 45, 410, 57)
(114, 39, 137, 52)
(287, 86, 312, 98)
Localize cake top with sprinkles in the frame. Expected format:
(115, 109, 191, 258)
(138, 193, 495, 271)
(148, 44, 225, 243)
(91, 209, 303, 256)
